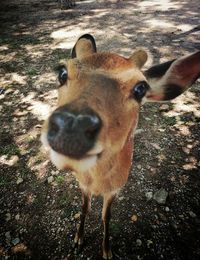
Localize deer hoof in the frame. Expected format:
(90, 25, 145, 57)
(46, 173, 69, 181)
(73, 234, 84, 253)
(103, 249, 113, 259)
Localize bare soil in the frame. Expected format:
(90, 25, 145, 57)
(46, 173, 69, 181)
(0, 0, 200, 259)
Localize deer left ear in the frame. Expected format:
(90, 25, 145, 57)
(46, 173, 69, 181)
(144, 51, 200, 101)
(129, 49, 148, 68)
(71, 34, 97, 59)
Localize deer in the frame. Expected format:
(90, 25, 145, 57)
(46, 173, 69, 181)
(41, 34, 200, 259)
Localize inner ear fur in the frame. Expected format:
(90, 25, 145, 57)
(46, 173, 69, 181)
(129, 49, 148, 68)
(71, 34, 97, 59)
(144, 51, 200, 101)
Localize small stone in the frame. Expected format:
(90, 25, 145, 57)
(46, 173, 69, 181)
(137, 164, 142, 170)
(74, 213, 81, 219)
(16, 177, 23, 185)
(182, 147, 190, 154)
(47, 176, 54, 184)
(12, 238, 20, 245)
(170, 176, 176, 182)
(15, 214, 20, 221)
(158, 128, 165, 132)
(153, 188, 168, 205)
(8, 155, 19, 166)
(159, 104, 169, 111)
(136, 239, 142, 246)
(150, 143, 161, 150)
(145, 191, 153, 201)
(157, 154, 166, 162)
(19, 228, 24, 234)
(131, 214, 138, 222)
(5, 213, 11, 221)
(165, 207, 170, 212)
(135, 128, 144, 135)
(189, 211, 196, 218)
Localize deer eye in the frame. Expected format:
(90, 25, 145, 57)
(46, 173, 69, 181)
(132, 81, 149, 101)
(58, 66, 68, 85)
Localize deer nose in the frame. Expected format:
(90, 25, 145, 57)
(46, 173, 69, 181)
(47, 109, 101, 158)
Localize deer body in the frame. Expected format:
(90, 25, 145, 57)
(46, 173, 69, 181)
(75, 133, 133, 195)
(41, 34, 200, 259)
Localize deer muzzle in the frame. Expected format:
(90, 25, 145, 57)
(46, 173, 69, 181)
(47, 106, 102, 159)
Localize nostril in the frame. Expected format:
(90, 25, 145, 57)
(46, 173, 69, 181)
(85, 127, 99, 139)
(49, 121, 59, 137)
(48, 116, 61, 142)
(48, 112, 77, 136)
(48, 112, 69, 141)
(86, 118, 101, 138)
(78, 115, 101, 139)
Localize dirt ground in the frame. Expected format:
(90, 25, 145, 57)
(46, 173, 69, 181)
(0, 0, 200, 259)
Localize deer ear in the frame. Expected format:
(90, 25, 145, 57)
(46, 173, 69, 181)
(129, 49, 148, 68)
(71, 34, 97, 59)
(144, 51, 200, 101)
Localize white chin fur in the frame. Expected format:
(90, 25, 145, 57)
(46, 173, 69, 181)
(41, 131, 101, 172)
(86, 143, 103, 155)
(50, 149, 98, 173)
(40, 132, 50, 150)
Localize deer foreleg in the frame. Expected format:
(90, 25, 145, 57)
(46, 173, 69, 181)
(74, 190, 91, 249)
(102, 193, 115, 259)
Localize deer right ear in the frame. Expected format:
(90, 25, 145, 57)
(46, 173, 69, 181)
(71, 34, 97, 59)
